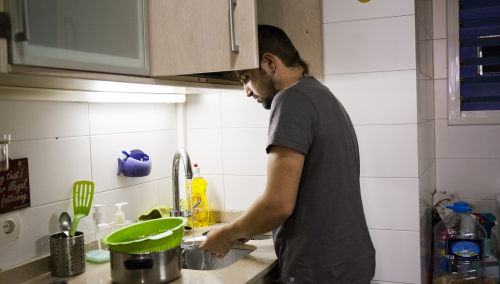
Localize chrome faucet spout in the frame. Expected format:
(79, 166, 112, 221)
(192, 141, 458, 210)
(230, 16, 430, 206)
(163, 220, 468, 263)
(171, 147, 194, 217)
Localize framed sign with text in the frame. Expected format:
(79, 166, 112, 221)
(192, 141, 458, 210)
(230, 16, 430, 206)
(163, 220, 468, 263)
(0, 158, 31, 214)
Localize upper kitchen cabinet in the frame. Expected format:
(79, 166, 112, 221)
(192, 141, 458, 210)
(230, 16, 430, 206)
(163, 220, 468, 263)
(6, 0, 149, 76)
(148, 0, 323, 79)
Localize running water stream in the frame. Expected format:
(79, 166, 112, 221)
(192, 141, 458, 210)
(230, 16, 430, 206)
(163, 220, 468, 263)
(183, 179, 204, 271)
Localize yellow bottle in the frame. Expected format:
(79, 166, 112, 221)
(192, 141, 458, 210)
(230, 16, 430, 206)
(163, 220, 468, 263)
(186, 163, 209, 227)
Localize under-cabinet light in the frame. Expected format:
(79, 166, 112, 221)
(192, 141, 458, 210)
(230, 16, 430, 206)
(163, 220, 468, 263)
(0, 86, 186, 103)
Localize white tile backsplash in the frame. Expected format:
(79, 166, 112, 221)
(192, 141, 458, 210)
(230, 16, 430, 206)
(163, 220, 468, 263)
(156, 130, 178, 179)
(155, 104, 177, 130)
(436, 119, 500, 159)
(0, 101, 89, 140)
(324, 15, 416, 75)
(90, 131, 158, 193)
(224, 176, 267, 211)
(360, 178, 420, 231)
(356, 124, 419, 178)
(186, 93, 222, 129)
(220, 91, 270, 128)
(158, 178, 173, 207)
(204, 175, 225, 211)
(416, 0, 426, 28)
(436, 159, 500, 200)
(433, 39, 448, 79)
(433, 0, 447, 39)
(416, 19, 427, 75)
(89, 103, 156, 135)
(92, 181, 160, 229)
(419, 161, 435, 229)
(0, 199, 72, 270)
(322, 0, 414, 24)
(9, 137, 92, 207)
(418, 121, 434, 176)
(322, 70, 418, 126)
(434, 79, 447, 119)
(222, 128, 268, 176)
(187, 129, 224, 175)
(370, 229, 421, 283)
(424, 0, 434, 38)
(0, 99, 178, 271)
(462, 199, 498, 218)
(417, 72, 428, 124)
(426, 32, 434, 78)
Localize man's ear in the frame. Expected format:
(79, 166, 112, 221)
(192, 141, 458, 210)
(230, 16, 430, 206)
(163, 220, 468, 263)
(262, 53, 276, 70)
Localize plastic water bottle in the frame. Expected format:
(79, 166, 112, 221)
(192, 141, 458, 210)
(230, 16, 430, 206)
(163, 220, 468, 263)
(433, 202, 487, 284)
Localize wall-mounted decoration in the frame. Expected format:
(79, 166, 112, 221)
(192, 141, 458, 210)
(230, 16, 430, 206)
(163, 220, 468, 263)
(0, 158, 31, 214)
(117, 150, 152, 177)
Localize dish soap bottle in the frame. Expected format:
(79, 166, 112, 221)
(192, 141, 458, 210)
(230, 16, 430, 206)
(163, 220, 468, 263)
(186, 163, 209, 227)
(109, 202, 132, 232)
(86, 204, 111, 263)
(433, 202, 487, 283)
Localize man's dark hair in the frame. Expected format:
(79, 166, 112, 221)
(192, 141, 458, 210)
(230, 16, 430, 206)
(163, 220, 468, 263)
(258, 25, 309, 76)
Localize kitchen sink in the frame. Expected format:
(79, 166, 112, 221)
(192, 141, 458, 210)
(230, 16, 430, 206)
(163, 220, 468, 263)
(181, 242, 254, 270)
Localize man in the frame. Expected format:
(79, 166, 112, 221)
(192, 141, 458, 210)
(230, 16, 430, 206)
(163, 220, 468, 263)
(198, 25, 375, 284)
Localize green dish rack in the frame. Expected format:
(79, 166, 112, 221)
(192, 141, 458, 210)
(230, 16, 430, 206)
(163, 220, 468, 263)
(102, 217, 187, 254)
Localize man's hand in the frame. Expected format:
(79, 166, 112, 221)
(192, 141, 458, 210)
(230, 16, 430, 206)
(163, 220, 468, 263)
(197, 146, 304, 258)
(198, 224, 238, 259)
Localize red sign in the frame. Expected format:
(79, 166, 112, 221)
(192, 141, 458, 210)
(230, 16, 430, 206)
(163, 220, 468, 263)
(0, 158, 31, 214)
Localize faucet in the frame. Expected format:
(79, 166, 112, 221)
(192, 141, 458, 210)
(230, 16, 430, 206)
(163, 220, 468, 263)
(171, 147, 194, 217)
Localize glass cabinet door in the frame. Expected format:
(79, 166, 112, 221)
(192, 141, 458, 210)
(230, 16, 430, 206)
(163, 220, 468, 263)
(7, 0, 149, 76)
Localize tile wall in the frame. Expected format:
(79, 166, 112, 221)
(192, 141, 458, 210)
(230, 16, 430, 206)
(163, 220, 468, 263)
(322, 0, 434, 283)
(184, 90, 270, 212)
(0, 101, 178, 270)
(433, 0, 500, 238)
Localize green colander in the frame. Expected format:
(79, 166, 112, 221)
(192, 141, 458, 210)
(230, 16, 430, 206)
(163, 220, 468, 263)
(102, 217, 187, 254)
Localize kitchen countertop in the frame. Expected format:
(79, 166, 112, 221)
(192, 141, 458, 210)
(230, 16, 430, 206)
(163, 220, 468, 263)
(21, 224, 278, 284)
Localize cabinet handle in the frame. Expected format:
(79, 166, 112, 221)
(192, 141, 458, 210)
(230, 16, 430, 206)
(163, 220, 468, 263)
(229, 0, 239, 53)
(15, 0, 30, 41)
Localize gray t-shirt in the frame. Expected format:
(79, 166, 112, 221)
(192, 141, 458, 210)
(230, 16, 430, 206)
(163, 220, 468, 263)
(267, 76, 375, 284)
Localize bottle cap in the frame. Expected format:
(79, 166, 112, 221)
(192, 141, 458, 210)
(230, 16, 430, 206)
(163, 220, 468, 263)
(93, 204, 106, 222)
(193, 163, 200, 174)
(115, 202, 127, 224)
(446, 205, 471, 213)
(454, 202, 469, 207)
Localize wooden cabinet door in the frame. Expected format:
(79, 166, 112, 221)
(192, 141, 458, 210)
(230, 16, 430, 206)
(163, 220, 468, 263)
(149, 0, 259, 77)
(257, 0, 323, 79)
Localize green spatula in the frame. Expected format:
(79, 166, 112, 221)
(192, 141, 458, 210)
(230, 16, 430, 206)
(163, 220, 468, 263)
(69, 181, 94, 237)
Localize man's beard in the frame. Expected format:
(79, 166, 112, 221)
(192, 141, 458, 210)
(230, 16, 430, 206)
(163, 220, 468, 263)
(258, 68, 279, 110)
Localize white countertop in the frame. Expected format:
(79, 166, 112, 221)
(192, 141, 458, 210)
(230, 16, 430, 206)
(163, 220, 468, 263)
(21, 224, 277, 284)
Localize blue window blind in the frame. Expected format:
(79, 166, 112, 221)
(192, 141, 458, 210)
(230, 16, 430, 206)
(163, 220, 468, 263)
(459, 0, 500, 111)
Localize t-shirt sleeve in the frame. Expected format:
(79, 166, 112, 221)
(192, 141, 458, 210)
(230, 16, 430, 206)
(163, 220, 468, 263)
(267, 89, 317, 155)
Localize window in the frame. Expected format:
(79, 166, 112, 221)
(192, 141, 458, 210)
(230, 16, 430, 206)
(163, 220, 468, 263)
(447, 0, 500, 125)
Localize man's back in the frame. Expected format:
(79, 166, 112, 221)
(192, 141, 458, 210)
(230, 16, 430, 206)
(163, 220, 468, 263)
(267, 76, 375, 284)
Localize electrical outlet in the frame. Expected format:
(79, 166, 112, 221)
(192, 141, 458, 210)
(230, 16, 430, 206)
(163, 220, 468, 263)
(0, 213, 20, 245)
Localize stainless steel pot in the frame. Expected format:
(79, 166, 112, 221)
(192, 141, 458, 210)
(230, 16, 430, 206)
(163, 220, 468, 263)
(109, 245, 181, 284)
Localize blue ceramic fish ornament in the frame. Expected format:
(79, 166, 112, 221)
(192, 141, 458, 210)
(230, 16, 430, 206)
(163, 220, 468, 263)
(117, 149, 152, 177)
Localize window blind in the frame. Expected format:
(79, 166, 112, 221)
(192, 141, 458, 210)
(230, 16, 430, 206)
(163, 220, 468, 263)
(459, 0, 500, 111)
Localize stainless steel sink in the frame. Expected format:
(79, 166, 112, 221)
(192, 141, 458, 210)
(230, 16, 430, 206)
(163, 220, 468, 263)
(181, 243, 254, 270)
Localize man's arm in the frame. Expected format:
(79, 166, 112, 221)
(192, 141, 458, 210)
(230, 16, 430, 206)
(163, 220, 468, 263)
(198, 145, 305, 258)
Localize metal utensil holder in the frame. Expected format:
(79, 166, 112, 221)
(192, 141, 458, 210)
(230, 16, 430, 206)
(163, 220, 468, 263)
(50, 232, 86, 277)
